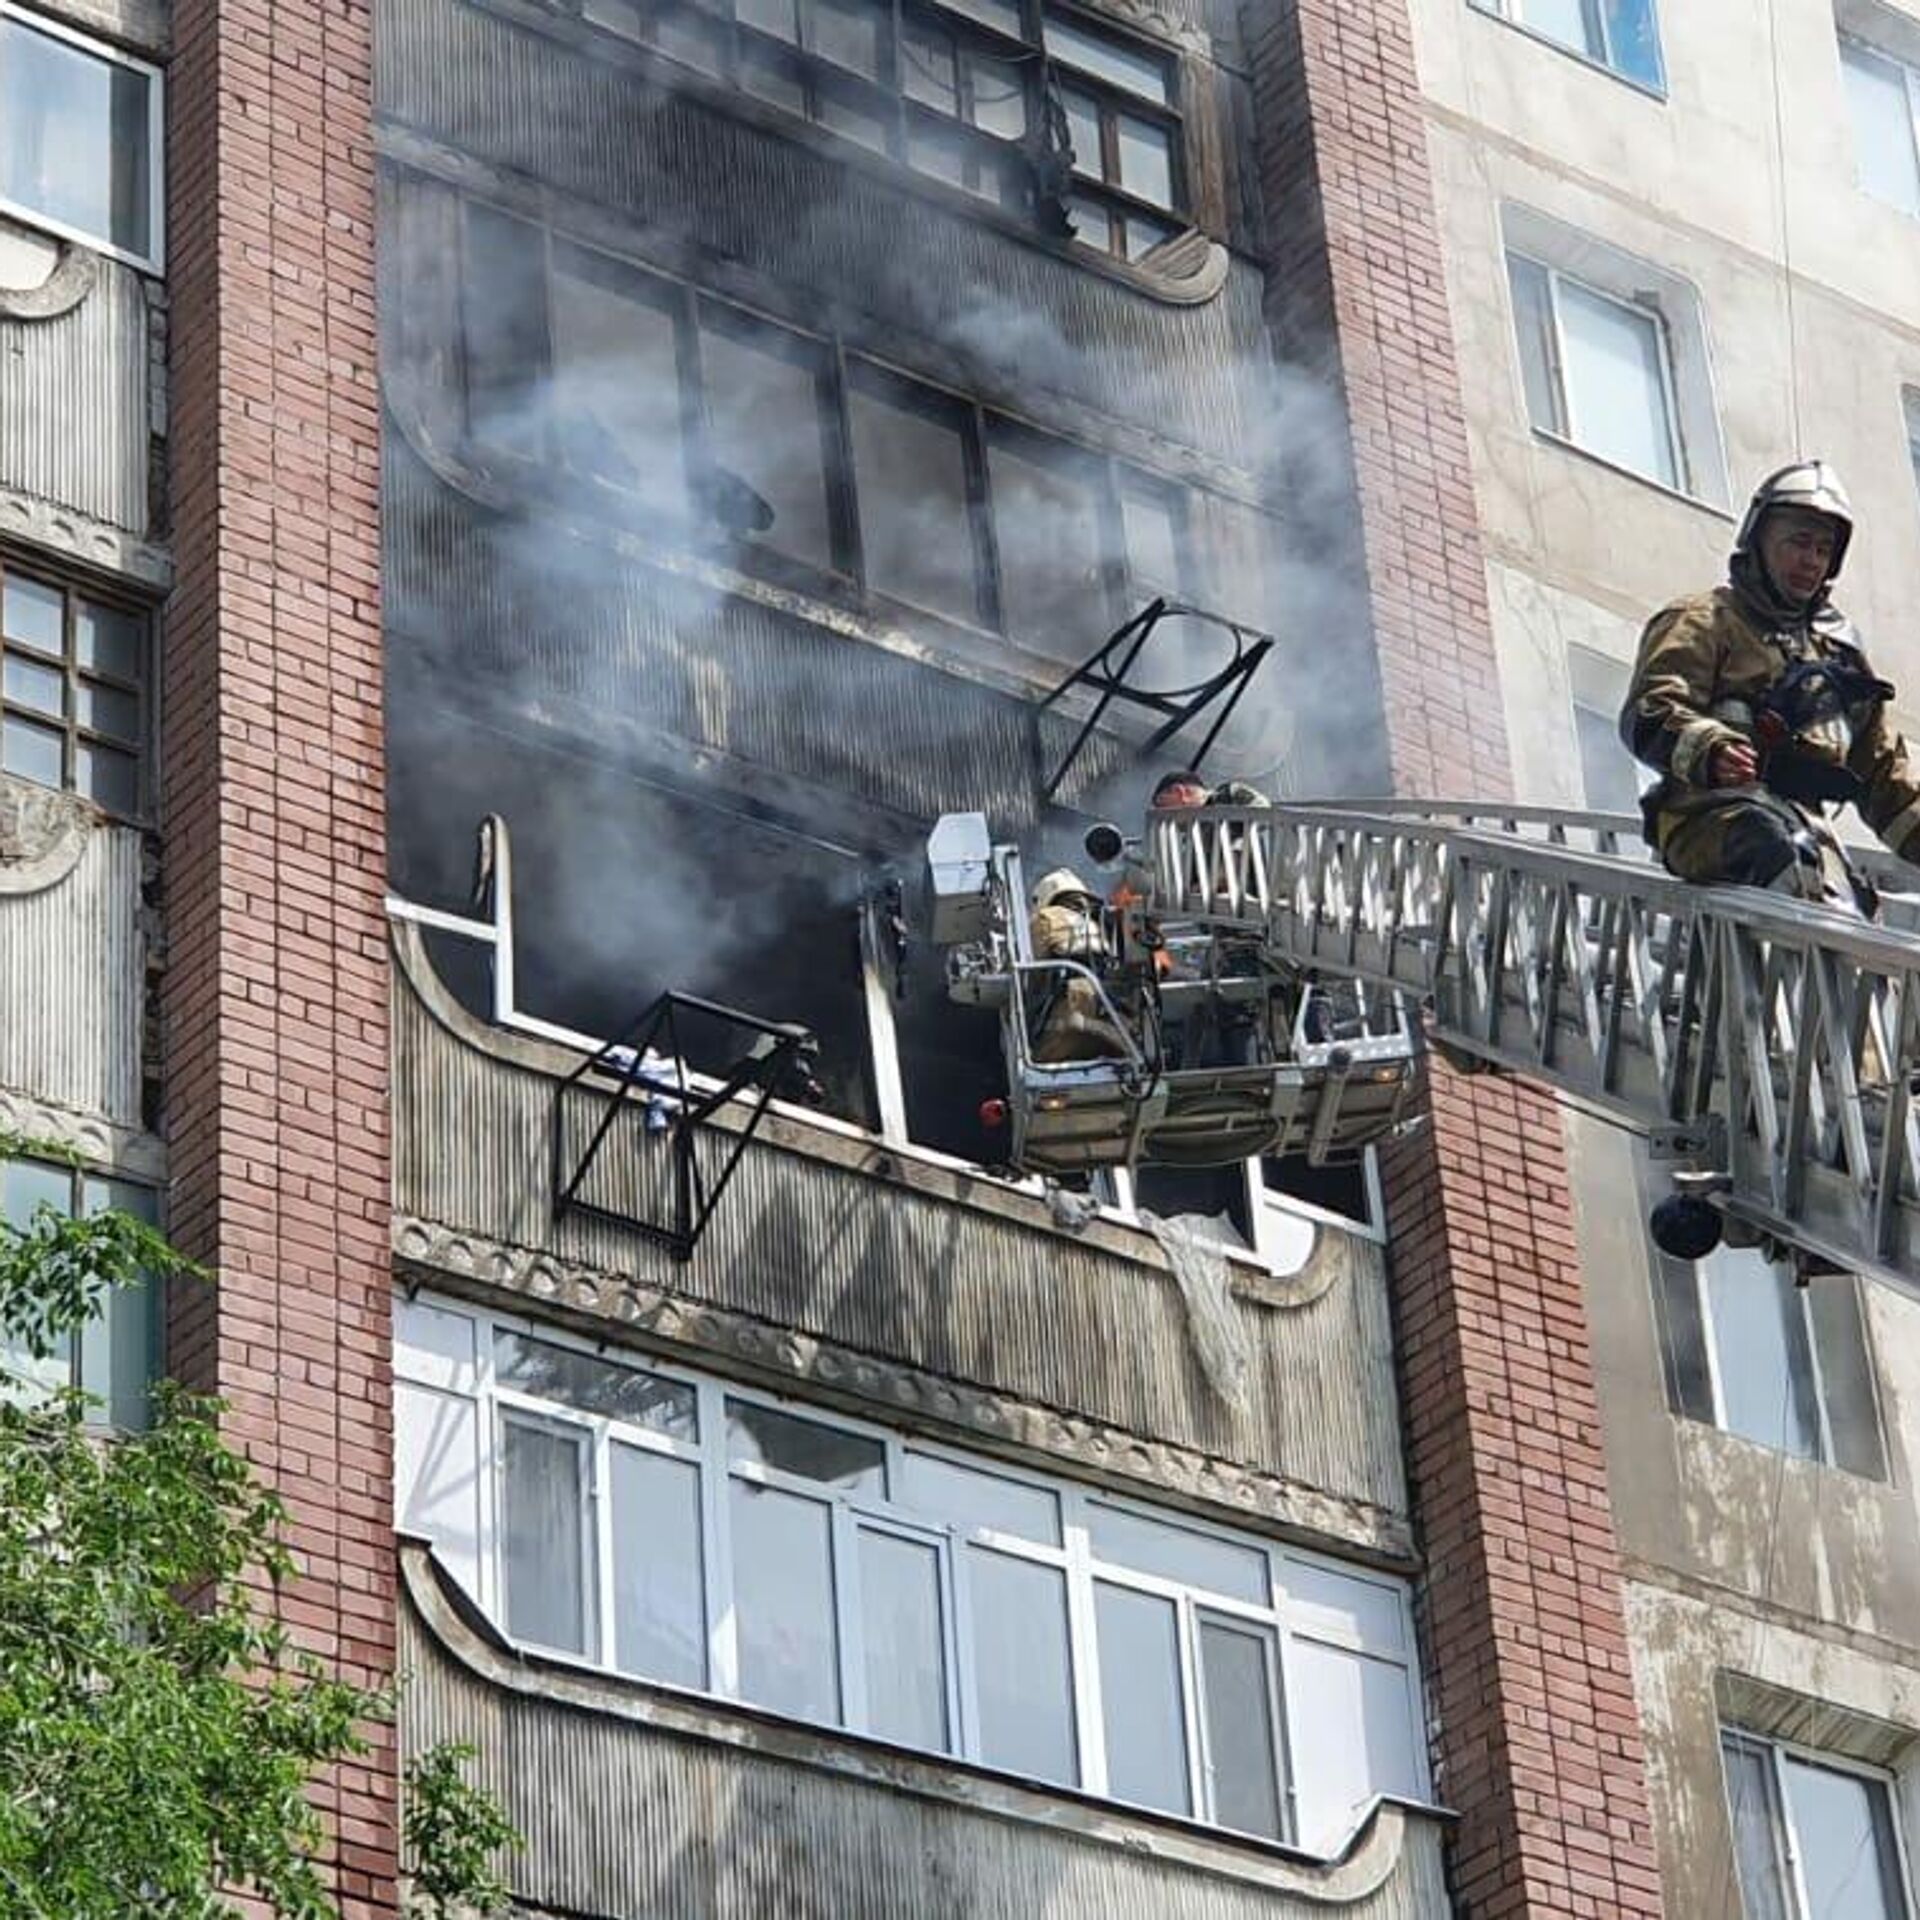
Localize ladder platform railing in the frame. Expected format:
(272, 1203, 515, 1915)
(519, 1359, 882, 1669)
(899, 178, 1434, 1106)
(1149, 803, 1920, 1300)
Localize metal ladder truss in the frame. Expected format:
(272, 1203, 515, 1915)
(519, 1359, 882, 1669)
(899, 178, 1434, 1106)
(1150, 802, 1920, 1302)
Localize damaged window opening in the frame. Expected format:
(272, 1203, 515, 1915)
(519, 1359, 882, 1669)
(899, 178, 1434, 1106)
(385, 704, 881, 1128)
(0, 3, 163, 269)
(0, 557, 148, 819)
(397, 1291, 1430, 1851)
(0, 1156, 160, 1430)
(556, 0, 1184, 256)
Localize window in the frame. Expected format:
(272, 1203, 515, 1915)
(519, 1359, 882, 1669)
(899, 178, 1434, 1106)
(1721, 1729, 1913, 1920)
(0, 1156, 160, 1429)
(1567, 644, 1643, 815)
(0, 4, 163, 269)
(1652, 1239, 1886, 1477)
(1508, 253, 1680, 490)
(1470, 0, 1663, 91)
(1843, 36, 1920, 217)
(0, 557, 147, 818)
(451, 205, 1236, 659)
(558, 0, 1184, 257)
(396, 1292, 1429, 1850)
(1045, 14, 1181, 259)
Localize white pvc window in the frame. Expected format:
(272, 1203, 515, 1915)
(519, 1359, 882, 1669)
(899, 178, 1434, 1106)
(1721, 1729, 1914, 1920)
(1905, 389, 1920, 509)
(1653, 1241, 1886, 1478)
(0, 4, 163, 270)
(1843, 38, 1920, 218)
(1470, 0, 1664, 90)
(1507, 251, 1682, 491)
(395, 1290, 1429, 1851)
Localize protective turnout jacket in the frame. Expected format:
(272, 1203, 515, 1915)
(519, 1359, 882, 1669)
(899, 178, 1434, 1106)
(1621, 585, 1920, 864)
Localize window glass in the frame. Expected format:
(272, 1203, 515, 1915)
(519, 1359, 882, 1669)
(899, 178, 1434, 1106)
(1059, 85, 1103, 176)
(1087, 1502, 1268, 1605)
(1043, 17, 1171, 104)
(75, 741, 136, 813)
(1507, 254, 1566, 438)
(969, 50, 1026, 140)
(1651, 1243, 1717, 1424)
(76, 680, 138, 742)
(0, 14, 155, 261)
(495, 1329, 698, 1438)
(3, 573, 63, 653)
(2, 713, 62, 786)
(1573, 699, 1641, 814)
(1095, 1582, 1190, 1815)
(1119, 478, 1183, 603)
(549, 244, 688, 515)
(396, 1381, 484, 1601)
(501, 1415, 592, 1655)
(1783, 1754, 1907, 1920)
(987, 429, 1111, 659)
(1115, 113, 1174, 208)
(1198, 1618, 1284, 1840)
(1555, 277, 1676, 487)
(737, 0, 798, 39)
(848, 369, 984, 625)
(1599, 0, 1662, 89)
(739, 39, 807, 111)
(817, 79, 893, 154)
(4, 655, 63, 717)
(1721, 1734, 1792, 1920)
(858, 1527, 950, 1749)
(945, 0, 1020, 31)
(901, 16, 959, 113)
(76, 1176, 156, 1431)
(731, 1479, 841, 1720)
(1120, 211, 1178, 262)
(1806, 1279, 1886, 1479)
(1, 1158, 80, 1402)
(967, 1547, 1077, 1783)
(74, 598, 142, 679)
(461, 202, 548, 459)
(901, 1451, 1061, 1544)
(1283, 1558, 1406, 1653)
(1702, 1245, 1822, 1460)
(698, 310, 837, 570)
(1843, 42, 1920, 218)
(809, 0, 883, 76)
(611, 1443, 706, 1687)
(1516, 0, 1593, 55)
(727, 1398, 887, 1494)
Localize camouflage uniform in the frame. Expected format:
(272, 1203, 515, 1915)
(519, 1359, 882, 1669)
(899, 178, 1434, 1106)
(1621, 464, 1920, 897)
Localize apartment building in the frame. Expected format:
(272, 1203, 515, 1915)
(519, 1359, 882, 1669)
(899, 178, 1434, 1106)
(0, 0, 1911, 1915)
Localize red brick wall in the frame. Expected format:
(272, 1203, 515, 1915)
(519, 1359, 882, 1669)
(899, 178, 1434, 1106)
(1248, 3, 1663, 1914)
(164, 1, 393, 1911)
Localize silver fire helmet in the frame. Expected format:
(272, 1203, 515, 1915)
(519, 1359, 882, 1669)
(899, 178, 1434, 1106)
(1734, 460, 1855, 583)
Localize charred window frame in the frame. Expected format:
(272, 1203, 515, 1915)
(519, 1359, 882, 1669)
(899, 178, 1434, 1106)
(560, 0, 1186, 257)
(0, 555, 149, 821)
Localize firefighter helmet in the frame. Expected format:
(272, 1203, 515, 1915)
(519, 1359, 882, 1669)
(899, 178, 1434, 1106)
(1734, 460, 1854, 584)
(1030, 867, 1100, 913)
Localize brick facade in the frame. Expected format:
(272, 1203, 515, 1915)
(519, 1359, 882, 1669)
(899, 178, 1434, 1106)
(163, 1, 394, 1910)
(1248, 2, 1663, 1913)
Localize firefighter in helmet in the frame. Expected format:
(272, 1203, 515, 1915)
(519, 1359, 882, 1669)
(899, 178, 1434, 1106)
(1620, 461, 1920, 907)
(1026, 868, 1131, 1063)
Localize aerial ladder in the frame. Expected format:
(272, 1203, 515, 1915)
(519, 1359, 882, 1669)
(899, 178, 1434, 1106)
(929, 797, 1920, 1307)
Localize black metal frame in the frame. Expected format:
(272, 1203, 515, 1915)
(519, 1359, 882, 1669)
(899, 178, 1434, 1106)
(1035, 597, 1273, 800)
(552, 991, 820, 1262)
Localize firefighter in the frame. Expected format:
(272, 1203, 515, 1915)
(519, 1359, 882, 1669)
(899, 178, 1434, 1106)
(1026, 868, 1131, 1063)
(1620, 460, 1920, 908)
